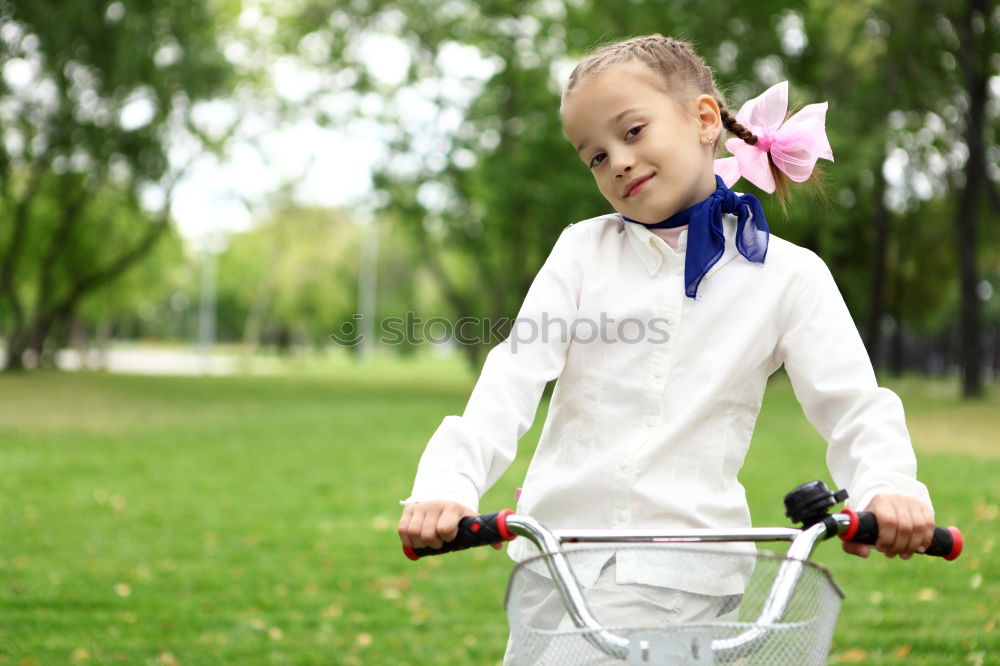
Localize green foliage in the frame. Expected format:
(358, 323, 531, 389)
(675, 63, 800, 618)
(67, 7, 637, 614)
(208, 203, 431, 350)
(285, 0, 998, 376)
(0, 0, 240, 368)
(214, 205, 362, 346)
(87, 225, 195, 342)
(4, 0, 996, 375)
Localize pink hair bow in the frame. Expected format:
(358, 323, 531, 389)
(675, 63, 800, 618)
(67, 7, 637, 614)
(714, 81, 834, 193)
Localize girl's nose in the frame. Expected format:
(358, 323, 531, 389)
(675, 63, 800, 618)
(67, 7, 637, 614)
(611, 150, 635, 178)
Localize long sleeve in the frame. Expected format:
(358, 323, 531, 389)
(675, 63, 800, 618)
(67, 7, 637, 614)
(776, 250, 932, 513)
(403, 224, 587, 510)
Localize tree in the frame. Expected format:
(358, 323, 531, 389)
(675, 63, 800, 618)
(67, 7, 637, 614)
(214, 204, 362, 350)
(211, 202, 428, 355)
(0, 0, 238, 370)
(291, 0, 794, 367)
(951, 0, 998, 396)
(862, 0, 999, 395)
(286, 0, 997, 389)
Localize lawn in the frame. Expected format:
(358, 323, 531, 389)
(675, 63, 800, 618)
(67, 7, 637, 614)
(0, 357, 997, 665)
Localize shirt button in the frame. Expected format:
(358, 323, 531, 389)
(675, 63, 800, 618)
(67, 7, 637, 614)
(618, 460, 628, 472)
(652, 367, 664, 378)
(644, 415, 656, 427)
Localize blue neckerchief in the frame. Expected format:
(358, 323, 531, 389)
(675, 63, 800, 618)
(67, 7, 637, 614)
(623, 175, 769, 298)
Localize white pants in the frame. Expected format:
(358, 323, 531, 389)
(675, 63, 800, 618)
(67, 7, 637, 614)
(504, 557, 740, 665)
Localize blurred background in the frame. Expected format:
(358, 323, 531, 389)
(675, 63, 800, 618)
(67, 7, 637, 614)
(2, 2, 999, 664)
(0, 0, 997, 396)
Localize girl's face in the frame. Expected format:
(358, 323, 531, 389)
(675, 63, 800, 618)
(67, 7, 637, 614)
(561, 62, 722, 223)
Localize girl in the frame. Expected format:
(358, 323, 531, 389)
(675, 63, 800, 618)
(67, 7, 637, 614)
(398, 33, 935, 657)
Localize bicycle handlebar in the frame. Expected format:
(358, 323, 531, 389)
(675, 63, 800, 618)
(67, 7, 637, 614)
(839, 509, 963, 560)
(403, 508, 963, 561)
(402, 509, 517, 561)
(401, 508, 963, 663)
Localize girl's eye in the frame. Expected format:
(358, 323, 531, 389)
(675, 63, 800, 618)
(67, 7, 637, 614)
(626, 125, 644, 139)
(588, 152, 606, 169)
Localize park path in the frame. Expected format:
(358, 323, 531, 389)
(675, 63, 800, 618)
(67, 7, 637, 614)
(0, 346, 238, 375)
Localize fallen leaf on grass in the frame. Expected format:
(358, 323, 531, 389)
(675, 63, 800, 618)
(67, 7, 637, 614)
(72, 648, 89, 661)
(114, 583, 131, 598)
(893, 645, 912, 658)
(830, 648, 868, 663)
(155, 653, 179, 666)
(375, 576, 411, 600)
(974, 503, 998, 520)
(355, 633, 373, 648)
(915, 587, 937, 601)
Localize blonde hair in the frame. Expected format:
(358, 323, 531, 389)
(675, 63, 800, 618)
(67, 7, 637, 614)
(563, 34, 796, 203)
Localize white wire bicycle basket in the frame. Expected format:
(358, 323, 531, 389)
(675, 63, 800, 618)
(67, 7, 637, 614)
(504, 544, 843, 665)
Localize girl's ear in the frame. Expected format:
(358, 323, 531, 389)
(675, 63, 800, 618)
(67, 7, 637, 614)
(696, 94, 723, 138)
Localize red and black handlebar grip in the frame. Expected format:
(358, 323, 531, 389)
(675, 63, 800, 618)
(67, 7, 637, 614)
(839, 509, 963, 560)
(403, 509, 516, 561)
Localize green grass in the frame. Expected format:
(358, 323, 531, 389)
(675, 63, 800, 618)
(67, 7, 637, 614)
(0, 359, 997, 665)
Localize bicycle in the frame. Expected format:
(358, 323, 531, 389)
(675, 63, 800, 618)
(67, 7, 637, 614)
(403, 481, 962, 664)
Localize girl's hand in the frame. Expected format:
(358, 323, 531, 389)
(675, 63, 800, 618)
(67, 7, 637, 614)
(399, 500, 502, 550)
(841, 493, 935, 559)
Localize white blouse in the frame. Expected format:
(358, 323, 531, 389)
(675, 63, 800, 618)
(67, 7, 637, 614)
(404, 212, 931, 594)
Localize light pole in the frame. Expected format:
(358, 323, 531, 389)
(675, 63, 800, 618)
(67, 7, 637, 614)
(356, 212, 379, 361)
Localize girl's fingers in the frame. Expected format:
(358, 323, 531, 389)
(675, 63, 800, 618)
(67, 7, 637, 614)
(873, 498, 899, 557)
(397, 505, 417, 548)
(867, 494, 936, 558)
(418, 504, 446, 549)
(841, 540, 870, 558)
(920, 503, 936, 552)
(436, 504, 465, 543)
(902, 503, 926, 556)
(396, 503, 444, 549)
(398, 501, 477, 550)
(889, 509, 914, 557)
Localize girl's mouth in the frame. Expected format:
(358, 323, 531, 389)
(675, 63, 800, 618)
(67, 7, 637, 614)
(624, 174, 653, 198)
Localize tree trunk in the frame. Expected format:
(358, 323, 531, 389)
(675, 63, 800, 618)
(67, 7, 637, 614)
(865, 161, 891, 372)
(889, 310, 905, 376)
(955, 0, 988, 398)
(3, 329, 29, 371)
(2, 219, 170, 372)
